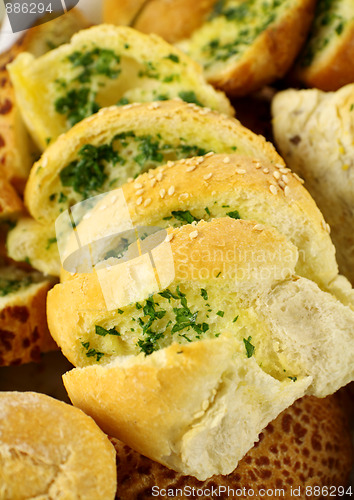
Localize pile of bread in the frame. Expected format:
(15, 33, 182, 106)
(0, 1, 354, 498)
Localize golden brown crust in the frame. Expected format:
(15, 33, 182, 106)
(0, 172, 23, 219)
(0, 391, 117, 499)
(134, 0, 215, 43)
(205, 0, 317, 96)
(295, 23, 354, 91)
(112, 394, 353, 499)
(0, 269, 58, 367)
(103, 0, 149, 26)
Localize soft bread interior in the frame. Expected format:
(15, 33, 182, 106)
(8, 24, 232, 150)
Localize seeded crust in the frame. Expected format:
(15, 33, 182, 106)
(272, 84, 354, 285)
(0, 9, 90, 192)
(111, 394, 353, 499)
(24, 99, 283, 225)
(0, 392, 117, 499)
(60, 153, 343, 298)
(0, 266, 57, 367)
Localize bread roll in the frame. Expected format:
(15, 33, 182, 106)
(58, 153, 349, 305)
(0, 9, 90, 192)
(8, 24, 233, 150)
(175, 0, 316, 96)
(111, 394, 353, 499)
(272, 84, 354, 285)
(24, 99, 282, 225)
(47, 218, 354, 478)
(294, 0, 354, 91)
(0, 265, 57, 366)
(0, 391, 117, 499)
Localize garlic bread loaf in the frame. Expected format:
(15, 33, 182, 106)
(0, 265, 57, 366)
(6, 217, 60, 276)
(25, 100, 283, 225)
(272, 84, 354, 285)
(0, 9, 90, 192)
(112, 394, 353, 499)
(0, 392, 117, 499)
(8, 24, 233, 150)
(294, 0, 354, 91)
(47, 219, 354, 478)
(176, 0, 316, 96)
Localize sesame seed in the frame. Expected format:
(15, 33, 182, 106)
(235, 169, 246, 174)
(326, 223, 331, 233)
(136, 197, 143, 205)
(167, 161, 174, 167)
(284, 186, 290, 196)
(269, 185, 278, 195)
(160, 189, 166, 198)
(202, 400, 209, 411)
(293, 173, 304, 184)
(275, 163, 284, 169)
(135, 189, 144, 196)
(278, 180, 285, 189)
(205, 151, 214, 157)
(186, 164, 197, 172)
(255, 162, 262, 169)
(253, 224, 264, 231)
(282, 175, 289, 184)
(185, 158, 193, 165)
(223, 157, 230, 164)
(321, 220, 327, 231)
(193, 411, 204, 419)
(134, 182, 143, 189)
(165, 234, 174, 242)
(150, 179, 156, 187)
(144, 198, 151, 207)
(196, 157, 205, 164)
(204, 172, 213, 180)
(168, 186, 175, 196)
(273, 171, 281, 180)
(280, 168, 288, 174)
(156, 172, 163, 181)
(263, 168, 269, 174)
(189, 230, 198, 239)
(179, 193, 189, 200)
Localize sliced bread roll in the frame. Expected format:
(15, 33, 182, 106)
(0, 391, 117, 499)
(176, 0, 316, 96)
(272, 84, 354, 285)
(24, 99, 282, 225)
(8, 24, 233, 150)
(111, 394, 353, 499)
(294, 0, 354, 91)
(0, 266, 57, 366)
(47, 219, 354, 478)
(0, 9, 90, 192)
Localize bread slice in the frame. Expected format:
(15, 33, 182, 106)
(111, 394, 353, 498)
(53, 218, 354, 478)
(0, 9, 90, 192)
(6, 217, 60, 276)
(0, 265, 57, 366)
(24, 100, 283, 225)
(0, 392, 117, 499)
(58, 153, 342, 301)
(294, 0, 354, 90)
(8, 24, 233, 150)
(272, 84, 354, 285)
(177, 0, 316, 96)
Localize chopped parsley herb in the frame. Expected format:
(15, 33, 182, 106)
(58, 192, 67, 203)
(46, 237, 57, 250)
(68, 48, 121, 82)
(350, 104, 354, 112)
(233, 315, 239, 323)
(216, 271, 221, 277)
(216, 310, 224, 317)
(171, 210, 200, 224)
(201, 288, 208, 300)
(117, 309, 124, 314)
(23, 257, 31, 266)
(138, 61, 160, 79)
(205, 207, 210, 216)
(55, 88, 99, 126)
(95, 325, 120, 336)
(81, 341, 105, 362)
(135, 302, 142, 309)
(226, 210, 241, 219)
(117, 96, 130, 105)
(288, 376, 297, 382)
(165, 53, 180, 63)
(178, 90, 202, 106)
(243, 336, 255, 358)
(0, 276, 33, 296)
(134, 135, 164, 166)
(45, 137, 52, 145)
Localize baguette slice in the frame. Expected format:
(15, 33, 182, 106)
(177, 0, 316, 96)
(0, 392, 117, 499)
(0, 266, 57, 366)
(25, 100, 282, 225)
(8, 24, 233, 150)
(272, 84, 354, 285)
(111, 394, 353, 498)
(294, 0, 354, 91)
(54, 219, 354, 478)
(0, 9, 90, 192)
